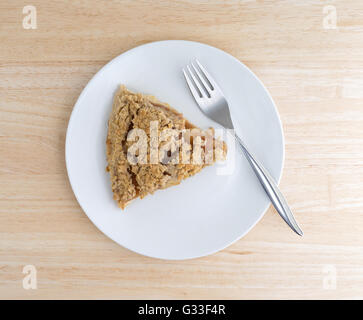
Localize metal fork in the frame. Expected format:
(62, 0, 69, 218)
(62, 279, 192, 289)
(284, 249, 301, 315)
(183, 60, 303, 236)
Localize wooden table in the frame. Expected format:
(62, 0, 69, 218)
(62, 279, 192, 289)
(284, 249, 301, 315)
(1, 0, 363, 299)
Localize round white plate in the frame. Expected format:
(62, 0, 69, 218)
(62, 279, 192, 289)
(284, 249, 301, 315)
(66, 40, 284, 260)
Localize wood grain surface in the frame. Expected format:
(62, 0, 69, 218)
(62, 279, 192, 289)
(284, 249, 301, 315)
(1, 0, 363, 299)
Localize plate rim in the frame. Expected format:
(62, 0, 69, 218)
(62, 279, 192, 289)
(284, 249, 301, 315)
(65, 39, 285, 260)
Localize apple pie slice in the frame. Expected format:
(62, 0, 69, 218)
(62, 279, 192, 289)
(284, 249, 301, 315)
(106, 85, 226, 209)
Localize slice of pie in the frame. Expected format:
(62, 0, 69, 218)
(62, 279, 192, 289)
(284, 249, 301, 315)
(106, 85, 226, 209)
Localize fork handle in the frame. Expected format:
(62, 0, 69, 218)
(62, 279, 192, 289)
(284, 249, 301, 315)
(235, 135, 303, 236)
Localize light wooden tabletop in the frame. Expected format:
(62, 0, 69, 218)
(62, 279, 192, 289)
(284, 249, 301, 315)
(1, 0, 363, 300)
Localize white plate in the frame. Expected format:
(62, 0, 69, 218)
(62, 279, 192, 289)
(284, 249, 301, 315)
(66, 40, 284, 260)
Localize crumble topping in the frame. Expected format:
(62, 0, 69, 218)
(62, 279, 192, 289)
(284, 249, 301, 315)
(106, 85, 226, 209)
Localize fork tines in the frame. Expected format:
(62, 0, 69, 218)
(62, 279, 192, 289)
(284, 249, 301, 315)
(183, 60, 218, 101)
